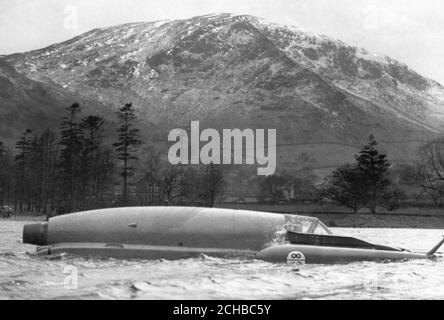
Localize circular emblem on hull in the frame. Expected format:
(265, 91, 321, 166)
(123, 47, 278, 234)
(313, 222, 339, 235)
(287, 251, 306, 265)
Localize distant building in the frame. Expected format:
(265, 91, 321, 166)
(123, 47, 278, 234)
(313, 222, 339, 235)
(135, 176, 161, 205)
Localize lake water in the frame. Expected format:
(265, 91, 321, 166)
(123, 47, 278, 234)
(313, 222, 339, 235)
(1, 220, 443, 300)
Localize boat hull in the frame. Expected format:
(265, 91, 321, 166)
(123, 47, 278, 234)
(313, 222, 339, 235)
(35, 243, 257, 260)
(257, 244, 428, 264)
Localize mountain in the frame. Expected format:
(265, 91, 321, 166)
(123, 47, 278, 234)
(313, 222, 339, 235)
(4, 14, 444, 173)
(0, 58, 117, 146)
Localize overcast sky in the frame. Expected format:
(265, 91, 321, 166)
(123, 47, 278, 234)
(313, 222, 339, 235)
(1, 0, 444, 83)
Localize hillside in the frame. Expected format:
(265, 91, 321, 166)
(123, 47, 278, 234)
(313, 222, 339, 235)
(0, 58, 115, 147)
(4, 14, 444, 172)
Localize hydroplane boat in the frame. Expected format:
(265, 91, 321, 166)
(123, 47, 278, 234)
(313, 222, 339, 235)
(23, 207, 444, 264)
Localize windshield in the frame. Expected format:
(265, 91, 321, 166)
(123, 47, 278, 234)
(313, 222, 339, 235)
(284, 215, 333, 235)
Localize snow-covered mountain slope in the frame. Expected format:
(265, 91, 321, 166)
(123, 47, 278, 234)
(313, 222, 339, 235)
(256, 18, 444, 133)
(4, 14, 444, 168)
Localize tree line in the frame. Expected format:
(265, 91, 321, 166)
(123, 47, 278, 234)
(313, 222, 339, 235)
(3, 103, 444, 217)
(0, 102, 225, 216)
(257, 135, 444, 213)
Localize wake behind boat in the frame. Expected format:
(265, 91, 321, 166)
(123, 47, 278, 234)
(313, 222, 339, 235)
(23, 207, 444, 264)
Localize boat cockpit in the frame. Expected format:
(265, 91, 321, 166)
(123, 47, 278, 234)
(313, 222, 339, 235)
(284, 215, 402, 252)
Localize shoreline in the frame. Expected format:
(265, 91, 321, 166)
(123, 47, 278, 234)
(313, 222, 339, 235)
(0, 216, 46, 222)
(303, 213, 444, 229)
(2, 205, 444, 229)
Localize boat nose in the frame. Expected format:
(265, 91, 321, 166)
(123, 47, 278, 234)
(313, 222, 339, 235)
(23, 222, 48, 246)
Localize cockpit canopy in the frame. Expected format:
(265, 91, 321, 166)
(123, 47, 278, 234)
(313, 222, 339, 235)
(284, 215, 333, 235)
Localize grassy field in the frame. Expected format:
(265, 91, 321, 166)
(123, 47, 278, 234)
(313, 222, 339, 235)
(217, 203, 444, 229)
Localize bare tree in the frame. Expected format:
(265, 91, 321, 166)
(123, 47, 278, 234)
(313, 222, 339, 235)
(416, 137, 444, 205)
(320, 164, 367, 214)
(258, 173, 290, 204)
(198, 164, 225, 207)
(161, 165, 182, 205)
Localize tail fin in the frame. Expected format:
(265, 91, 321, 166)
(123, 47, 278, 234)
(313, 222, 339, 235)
(427, 237, 444, 257)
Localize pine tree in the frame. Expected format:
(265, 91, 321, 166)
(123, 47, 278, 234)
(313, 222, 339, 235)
(113, 103, 142, 205)
(355, 135, 391, 214)
(0, 141, 13, 207)
(80, 115, 113, 208)
(81, 116, 104, 153)
(323, 135, 391, 214)
(14, 129, 32, 211)
(58, 103, 84, 213)
(28, 130, 58, 214)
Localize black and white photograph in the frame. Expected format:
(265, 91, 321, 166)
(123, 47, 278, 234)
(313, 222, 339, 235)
(1, 0, 444, 302)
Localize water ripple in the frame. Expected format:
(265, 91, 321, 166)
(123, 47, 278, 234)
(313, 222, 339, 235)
(1, 221, 443, 299)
